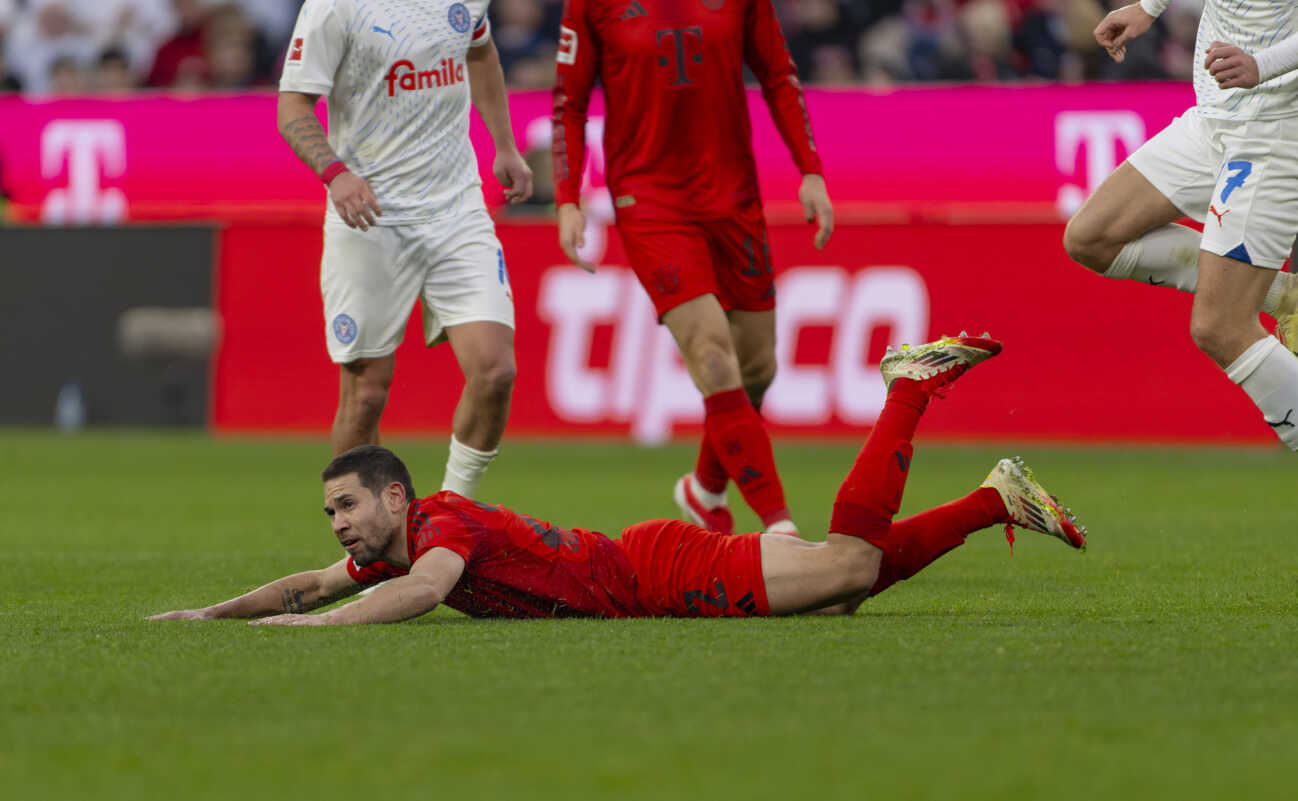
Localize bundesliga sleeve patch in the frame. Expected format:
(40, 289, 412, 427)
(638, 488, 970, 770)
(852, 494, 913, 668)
(557, 25, 578, 65)
(287, 37, 304, 64)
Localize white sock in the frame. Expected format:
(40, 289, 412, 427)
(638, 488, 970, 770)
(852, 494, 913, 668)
(441, 435, 498, 498)
(1104, 224, 1201, 292)
(688, 473, 727, 508)
(1225, 336, 1298, 450)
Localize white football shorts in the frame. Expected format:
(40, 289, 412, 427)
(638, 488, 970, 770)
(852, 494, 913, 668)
(1128, 107, 1298, 269)
(320, 207, 514, 363)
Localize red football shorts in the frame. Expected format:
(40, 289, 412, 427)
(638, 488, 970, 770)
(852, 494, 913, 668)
(616, 519, 770, 618)
(615, 209, 776, 318)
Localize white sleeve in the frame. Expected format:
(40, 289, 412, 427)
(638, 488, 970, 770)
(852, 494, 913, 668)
(1254, 33, 1298, 83)
(1138, 0, 1171, 17)
(469, 14, 491, 48)
(279, 0, 347, 95)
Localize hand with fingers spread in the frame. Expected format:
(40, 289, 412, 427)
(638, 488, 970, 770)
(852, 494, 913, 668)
(1205, 41, 1261, 90)
(494, 148, 534, 205)
(557, 202, 595, 273)
(1094, 3, 1155, 63)
(328, 171, 383, 231)
(799, 174, 834, 251)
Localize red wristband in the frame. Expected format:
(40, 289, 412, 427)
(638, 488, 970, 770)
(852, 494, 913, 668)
(320, 160, 349, 185)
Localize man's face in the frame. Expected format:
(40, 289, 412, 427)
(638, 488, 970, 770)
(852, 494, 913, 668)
(323, 474, 399, 566)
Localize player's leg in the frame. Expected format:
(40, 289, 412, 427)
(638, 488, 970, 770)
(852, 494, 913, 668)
(421, 209, 518, 496)
(1064, 110, 1298, 314)
(761, 334, 1004, 614)
(322, 222, 418, 455)
(1065, 110, 1211, 292)
(442, 321, 517, 494)
(677, 308, 778, 536)
(1193, 118, 1298, 450)
(617, 218, 795, 533)
(333, 356, 396, 454)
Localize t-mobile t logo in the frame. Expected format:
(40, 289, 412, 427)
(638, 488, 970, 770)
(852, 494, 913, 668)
(656, 27, 703, 86)
(1054, 111, 1146, 217)
(40, 120, 128, 224)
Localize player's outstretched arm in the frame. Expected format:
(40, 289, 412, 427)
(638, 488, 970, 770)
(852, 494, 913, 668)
(1094, 2, 1157, 63)
(251, 548, 467, 626)
(467, 39, 532, 205)
(149, 559, 362, 621)
(277, 91, 382, 230)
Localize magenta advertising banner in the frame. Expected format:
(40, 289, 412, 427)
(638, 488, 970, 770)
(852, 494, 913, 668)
(0, 84, 1195, 224)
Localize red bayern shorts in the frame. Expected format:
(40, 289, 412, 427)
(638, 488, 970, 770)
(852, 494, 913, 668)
(615, 209, 776, 318)
(616, 519, 770, 618)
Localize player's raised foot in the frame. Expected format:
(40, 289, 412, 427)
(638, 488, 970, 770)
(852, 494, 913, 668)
(981, 457, 1087, 550)
(881, 332, 1003, 395)
(673, 473, 736, 535)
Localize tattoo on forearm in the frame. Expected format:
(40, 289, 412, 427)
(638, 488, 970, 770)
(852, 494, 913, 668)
(281, 114, 339, 173)
(281, 588, 308, 613)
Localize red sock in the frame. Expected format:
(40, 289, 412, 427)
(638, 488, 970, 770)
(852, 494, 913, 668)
(868, 487, 1007, 597)
(703, 388, 789, 527)
(696, 395, 766, 494)
(829, 379, 930, 549)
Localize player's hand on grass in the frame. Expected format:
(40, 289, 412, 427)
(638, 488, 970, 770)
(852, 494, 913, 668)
(1094, 3, 1155, 63)
(329, 172, 382, 231)
(1205, 41, 1260, 89)
(557, 202, 595, 273)
(149, 608, 213, 621)
(494, 149, 534, 204)
(799, 174, 834, 250)
(249, 614, 329, 627)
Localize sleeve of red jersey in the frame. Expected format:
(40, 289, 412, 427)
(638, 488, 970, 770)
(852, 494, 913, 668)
(743, 0, 823, 177)
(409, 509, 477, 564)
(345, 558, 407, 586)
(551, 0, 600, 207)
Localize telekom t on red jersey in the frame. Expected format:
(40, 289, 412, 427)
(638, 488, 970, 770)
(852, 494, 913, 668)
(552, 0, 822, 221)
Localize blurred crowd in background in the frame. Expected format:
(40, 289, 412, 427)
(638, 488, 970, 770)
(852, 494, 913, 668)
(0, 0, 1205, 94)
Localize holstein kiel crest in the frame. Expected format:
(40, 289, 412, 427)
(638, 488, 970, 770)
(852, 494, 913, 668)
(332, 313, 358, 344)
(448, 3, 471, 33)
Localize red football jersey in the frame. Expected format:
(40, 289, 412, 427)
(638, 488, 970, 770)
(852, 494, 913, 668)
(552, 0, 822, 220)
(345, 492, 645, 618)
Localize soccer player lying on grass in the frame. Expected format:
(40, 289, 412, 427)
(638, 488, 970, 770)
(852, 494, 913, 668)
(151, 335, 1087, 626)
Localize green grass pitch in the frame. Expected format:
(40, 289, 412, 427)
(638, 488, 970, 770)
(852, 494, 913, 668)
(3, 430, 1297, 800)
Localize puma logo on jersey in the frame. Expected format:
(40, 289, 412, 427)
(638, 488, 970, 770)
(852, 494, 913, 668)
(384, 58, 465, 96)
(372, 24, 396, 42)
(1208, 204, 1230, 227)
(619, 0, 647, 19)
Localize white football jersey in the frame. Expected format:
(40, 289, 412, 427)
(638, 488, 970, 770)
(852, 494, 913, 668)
(280, 0, 493, 223)
(1194, 0, 1298, 120)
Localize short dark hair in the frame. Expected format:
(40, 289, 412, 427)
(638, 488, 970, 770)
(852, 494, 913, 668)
(321, 445, 417, 505)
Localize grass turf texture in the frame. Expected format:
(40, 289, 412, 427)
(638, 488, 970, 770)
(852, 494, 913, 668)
(3, 431, 1296, 800)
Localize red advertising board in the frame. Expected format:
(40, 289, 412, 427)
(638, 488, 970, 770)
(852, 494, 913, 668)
(212, 218, 1276, 444)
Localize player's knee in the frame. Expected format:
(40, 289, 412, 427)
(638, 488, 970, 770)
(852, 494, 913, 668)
(1062, 216, 1110, 273)
(344, 380, 389, 426)
(1189, 312, 1232, 363)
(469, 358, 517, 404)
(687, 337, 741, 393)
